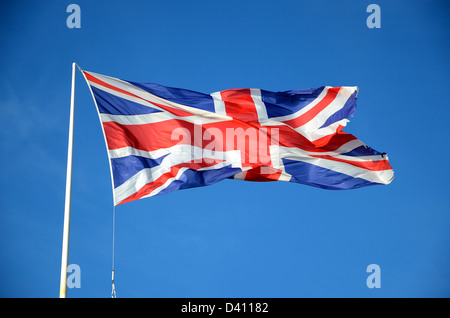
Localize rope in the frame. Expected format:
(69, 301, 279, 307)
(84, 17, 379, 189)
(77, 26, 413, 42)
(111, 271, 116, 298)
(111, 205, 117, 298)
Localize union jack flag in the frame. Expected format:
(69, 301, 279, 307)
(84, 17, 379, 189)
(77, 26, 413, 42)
(81, 69, 394, 206)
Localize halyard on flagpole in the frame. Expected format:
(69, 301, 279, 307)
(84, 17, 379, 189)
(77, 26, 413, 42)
(59, 62, 76, 298)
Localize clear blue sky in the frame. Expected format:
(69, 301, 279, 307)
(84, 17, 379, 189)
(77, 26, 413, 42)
(0, 0, 449, 298)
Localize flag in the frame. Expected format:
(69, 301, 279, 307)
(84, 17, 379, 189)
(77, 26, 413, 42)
(81, 69, 394, 206)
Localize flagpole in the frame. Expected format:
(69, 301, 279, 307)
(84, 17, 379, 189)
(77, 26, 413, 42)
(59, 62, 76, 298)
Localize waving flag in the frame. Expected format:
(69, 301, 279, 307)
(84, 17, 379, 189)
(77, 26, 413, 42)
(81, 69, 393, 205)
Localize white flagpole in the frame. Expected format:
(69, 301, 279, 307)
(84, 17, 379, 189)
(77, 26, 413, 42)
(59, 62, 76, 298)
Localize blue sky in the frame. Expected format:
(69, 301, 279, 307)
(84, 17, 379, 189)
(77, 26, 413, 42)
(0, 0, 449, 298)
